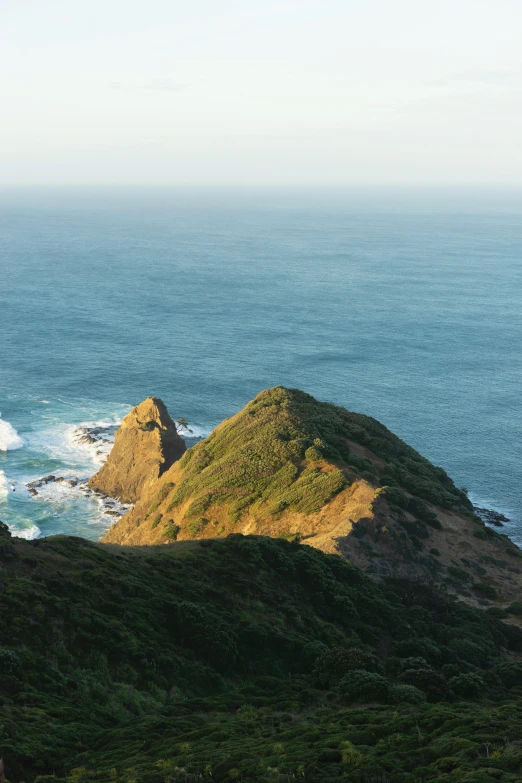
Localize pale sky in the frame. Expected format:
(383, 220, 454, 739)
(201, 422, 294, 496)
(1, 0, 521, 186)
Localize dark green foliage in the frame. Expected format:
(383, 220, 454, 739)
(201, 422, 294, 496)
(389, 683, 427, 704)
(150, 513, 163, 529)
(473, 581, 498, 599)
(474, 525, 498, 540)
(400, 667, 453, 701)
(507, 601, 522, 616)
(495, 661, 522, 687)
(382, 485, 410, 508)
(447, 565, 472, 583)
(313, 647, 383, 686)
(449, 673, 485, 698)
(339, 670, 390, 703)
(399, 518, 430, 539)
(1, 531, 521, 782)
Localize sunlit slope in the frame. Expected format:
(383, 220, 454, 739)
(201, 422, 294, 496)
(100, 388, 521, 608)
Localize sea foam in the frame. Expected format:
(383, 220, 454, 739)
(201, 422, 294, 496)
(9, 522, 41, 540)
(0, 416, 23, 451)
(0, 470, 9, 499)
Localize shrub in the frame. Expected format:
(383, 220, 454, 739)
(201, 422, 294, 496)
(392, 638, 441, 663)
(507, 601, 522, 616)
(400, 668, 452, 701)
(187, 518, 209, 538)
(339, 670, 390, 703)
(156, 482, 175, 503)
(0, 647, 21, 673)
(382, 486, 409, 509)
(472, 582, 498, 600)
(495, 661, 522, 687)
(449, 673, 485, 698)
(389, 683, 426, 704)
(163, 520, 180, 541)
(151, 513, 163, 529)
(313, 646, 383, 687)
(304, 446, 323, 462)
(399, 519, 430, 539)
(396, 657, 430, 674)
(407, 498, 442, 529)
(447, 566, 472, 583)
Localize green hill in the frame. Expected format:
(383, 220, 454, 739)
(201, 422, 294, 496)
(2, 521, 522, 782)
(101, 388, 522, 612)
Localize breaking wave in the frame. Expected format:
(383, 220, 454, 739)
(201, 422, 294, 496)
(0, 416, 23, 451)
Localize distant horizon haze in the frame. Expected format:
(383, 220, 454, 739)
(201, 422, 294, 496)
(1, 0, 521, 186)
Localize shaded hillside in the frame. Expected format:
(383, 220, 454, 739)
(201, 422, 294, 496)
(102, 387, 522, 609)
(2, 522, 522, 782)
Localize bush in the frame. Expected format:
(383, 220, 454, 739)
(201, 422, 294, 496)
(392, 638, 441, 663)
(382, 486, 409, 509)
(472, 582, 498, 600)
(163, 520, 180, 541)
(339, 670, 390, 703)
(187, 518, 209, 538)
(407, 498, 442, 529)
(447, 566, 472, 583)
(389, 683, 426, 704)
(495, 661, 522, 687)
(151, 513, 163, 529)
(305, 446, 323, 462)
(396, 656, 430, 674)
(0, 647, 21, 673)
(314, 647, 383, 686)
(507, 601, 522, 616)
(449, 673, 485, 698)
(400, 668, 452, 701)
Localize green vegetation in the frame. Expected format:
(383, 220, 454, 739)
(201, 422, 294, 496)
(162, 519, 179, 541)
(1, 521, 522, 782)
(162, 387, 472, 527)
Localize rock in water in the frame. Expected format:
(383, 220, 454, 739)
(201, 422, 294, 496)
(88, 397, 186, 504)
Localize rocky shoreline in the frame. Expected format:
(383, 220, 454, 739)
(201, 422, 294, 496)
(26, 472, 133, 518)
(25, 421, 132, 520)
(473, 505, 511, 527)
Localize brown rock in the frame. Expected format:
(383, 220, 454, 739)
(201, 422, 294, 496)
(88, 397, 185, 504)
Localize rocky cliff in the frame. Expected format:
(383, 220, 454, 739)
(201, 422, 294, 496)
(88, 396, 186, 504)
(101, 387, 522, 612)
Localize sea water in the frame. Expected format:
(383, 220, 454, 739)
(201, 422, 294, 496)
(0, 188, 521, 543)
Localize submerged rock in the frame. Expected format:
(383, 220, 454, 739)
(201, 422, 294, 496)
(474, 505, 510, 527)
(88, 396, 186, 504)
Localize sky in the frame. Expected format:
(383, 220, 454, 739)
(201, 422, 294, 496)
(1, 0, 521, 186)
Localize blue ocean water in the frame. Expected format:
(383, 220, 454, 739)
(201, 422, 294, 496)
(0, 189, 521, 543)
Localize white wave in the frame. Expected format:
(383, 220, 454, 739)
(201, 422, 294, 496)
(26, 417, 121, 470)
(9, 522, 41, 540)
(177, 423, 210, 440)
(0, 416, 23, 451)
(33, 474, 132, 516)
(0, 470, 9, 500)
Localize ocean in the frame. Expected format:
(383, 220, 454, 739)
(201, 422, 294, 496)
(0, 188, 521, 544)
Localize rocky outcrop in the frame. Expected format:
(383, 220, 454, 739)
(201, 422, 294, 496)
(89, 397, 186, 504)
(100, 387, 522, 614)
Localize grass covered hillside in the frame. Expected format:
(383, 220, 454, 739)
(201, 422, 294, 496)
(2, 521, 522, 782)
(102, 388, 522, 610)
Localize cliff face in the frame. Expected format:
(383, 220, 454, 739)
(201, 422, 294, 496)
(88, 396, 186, 504)
(100, 387, 522, 612)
